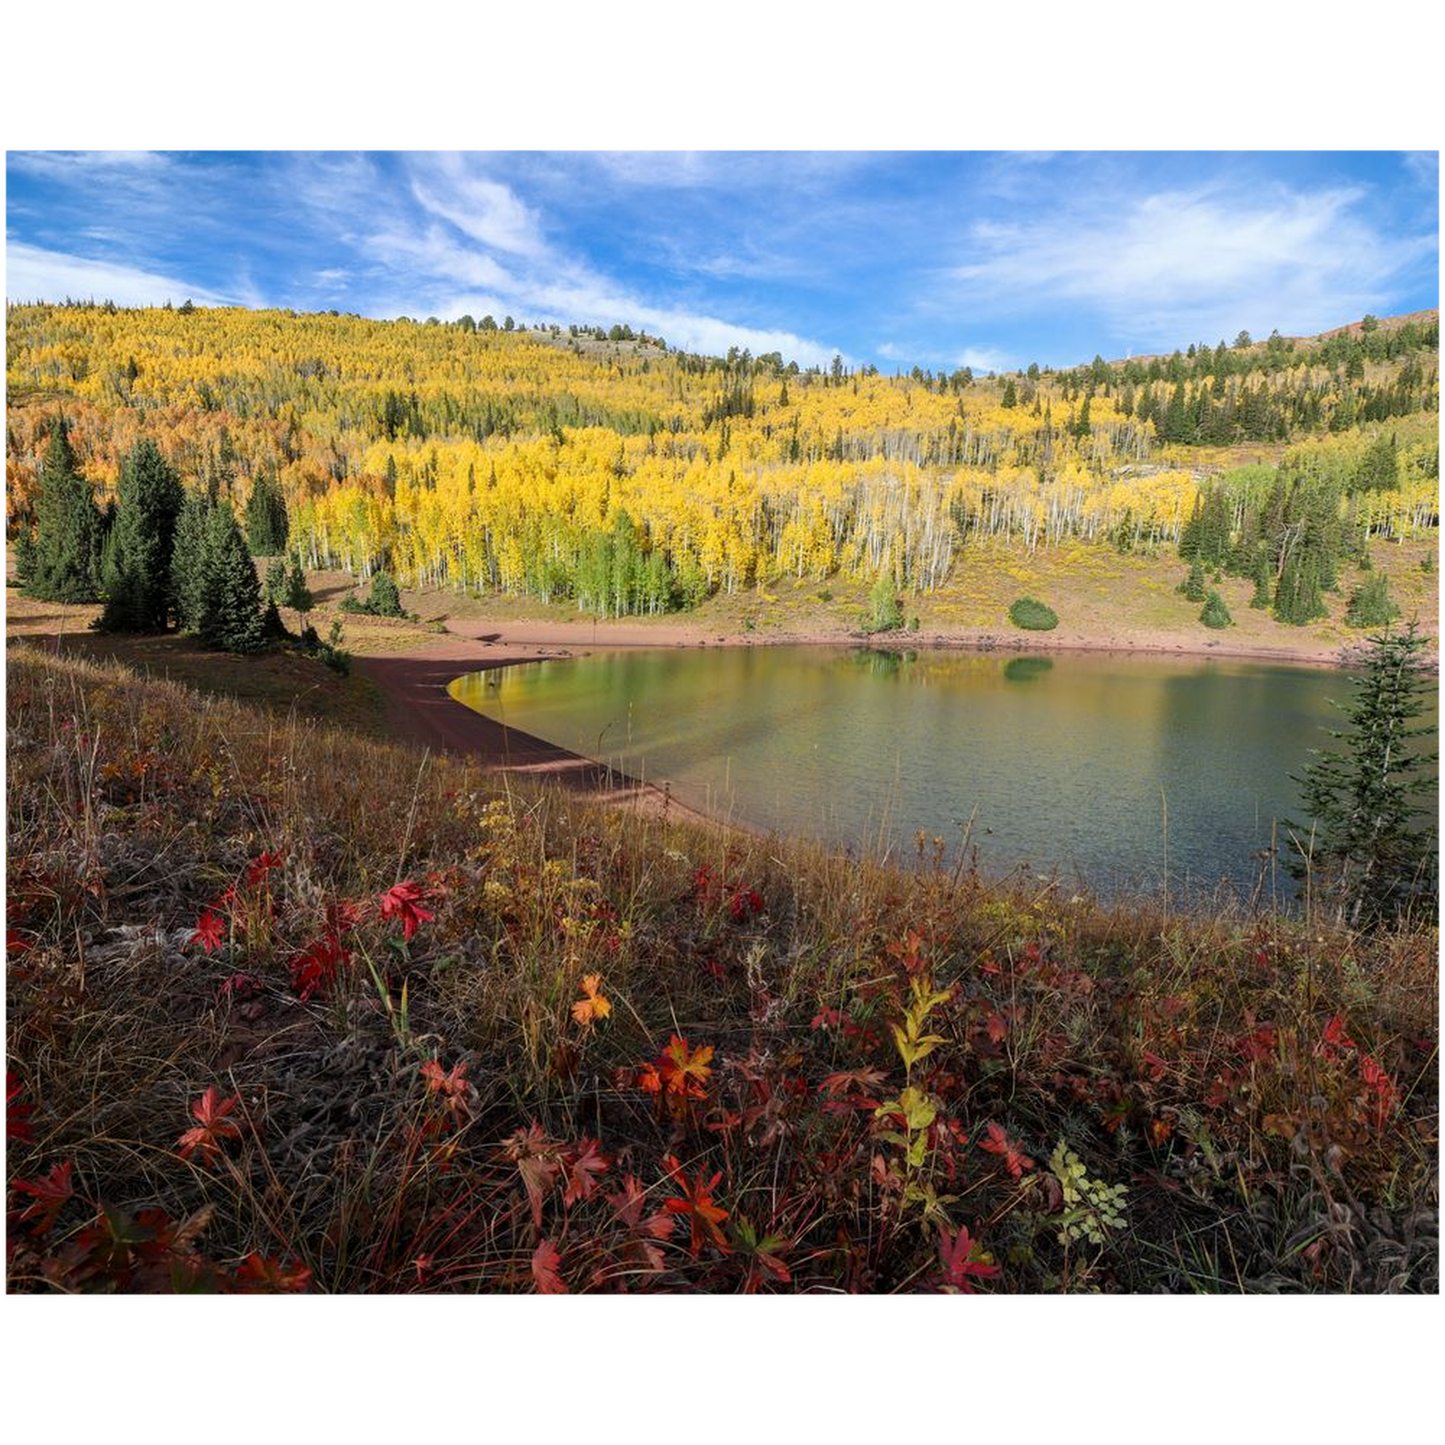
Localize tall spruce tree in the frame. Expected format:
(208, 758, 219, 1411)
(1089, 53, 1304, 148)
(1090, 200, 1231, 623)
(1287, 624, 1437, 928)
(28, 418, 104, 602)
(170, 491, 213, 633)
(198, 504, 266, 653)
(98, 439, 184, 631)
(244, 468, 289, 555)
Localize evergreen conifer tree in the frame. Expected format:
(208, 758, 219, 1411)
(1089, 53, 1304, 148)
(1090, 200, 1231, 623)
(1249, 554, 1273, 609)
(1287, 625, 1437, 927)
(263, 555, 288, 606)
(170, 491, 213, 633)
(198, 505, 266, 653)
(98, 439, 184, 631)
(244, 468, 289, 554)
(28, 419, 104, 602)
(1273, 519, 1329, 625)
(366, 571, 404, 617)
(1200, 590, 1232, 628)
(282, 557, 315, 617)
(1345, 573, 1400, 629)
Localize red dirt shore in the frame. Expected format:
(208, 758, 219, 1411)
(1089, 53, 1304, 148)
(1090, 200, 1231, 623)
(351, 631, 718, 825)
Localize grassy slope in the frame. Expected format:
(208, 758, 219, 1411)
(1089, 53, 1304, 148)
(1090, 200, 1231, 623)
(4, 583, 389, 735)
(6, 646, 1437, 1293)
(376, 533, 1439, 655)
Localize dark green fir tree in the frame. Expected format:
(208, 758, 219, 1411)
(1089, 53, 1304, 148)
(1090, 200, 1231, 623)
(98, 439, 184, 631)
(1287, 624, 1437, 928)
(28, 418, 104, 602)
(198, 504, 266, 653)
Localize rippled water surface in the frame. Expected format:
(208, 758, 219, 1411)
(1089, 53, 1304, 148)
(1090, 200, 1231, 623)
(449, 646, 1432, 899)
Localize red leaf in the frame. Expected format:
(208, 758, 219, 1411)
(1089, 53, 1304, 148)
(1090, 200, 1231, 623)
(6, 1072, 34, 1143)
(661, 1155, 730, 1256)
(379, 880, 435, 941)
(187, 909, 226, 955)
(562, 1137, 610, 1207)
(11, 1160, 74, 1234)
(176, 1086, 243, 1167)
(234, 1252, 312, 1292)
(938, 1224, 1002, 1293)
(978, 1122, 1034, 1179)
(532, 1238, 568, 1294)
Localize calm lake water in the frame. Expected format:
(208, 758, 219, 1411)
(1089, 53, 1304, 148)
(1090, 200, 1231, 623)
(448, 646, 1432, 900)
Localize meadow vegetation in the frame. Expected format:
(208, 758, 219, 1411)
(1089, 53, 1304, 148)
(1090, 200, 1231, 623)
(6, 646, 1437, 1293)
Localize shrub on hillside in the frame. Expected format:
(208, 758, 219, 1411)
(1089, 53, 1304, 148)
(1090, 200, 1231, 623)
(1200, 590, 1233, 629)
(1345, 573, 1400, 629)
(1008, 597, 1058, 631)
(340, 571, 411, 619)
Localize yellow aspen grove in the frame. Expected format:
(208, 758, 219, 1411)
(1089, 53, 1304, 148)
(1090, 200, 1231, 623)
(5, 303, 1438, 614)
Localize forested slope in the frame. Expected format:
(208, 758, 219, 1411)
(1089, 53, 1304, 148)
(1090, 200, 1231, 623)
(6, 303, 1438, 617)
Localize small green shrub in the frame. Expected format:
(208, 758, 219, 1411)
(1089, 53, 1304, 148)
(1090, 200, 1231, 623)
(340, 571, 411, 619)
(869, 575, 903, 632)
(1178, 562, 1207, 602)
(1200, 590, 1233, 629)
(1008, 597, 1058, 631)
(1345, 573, 1400, 629)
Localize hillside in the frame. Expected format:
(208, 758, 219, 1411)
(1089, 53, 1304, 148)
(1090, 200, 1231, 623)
(6, 644, 1437, 1293)
(5, 304, 1438, 646)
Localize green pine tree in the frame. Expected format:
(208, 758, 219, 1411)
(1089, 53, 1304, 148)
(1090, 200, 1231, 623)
(1344, 572, 1400, 629)
(27, 418, 104, 602)
(98, 439, 184, 632)
(244, 468, 289, 555)
(1179, 561, 1207, 602)
(1286, 625, 1437, 928)
(1200, 590, 1233, 628)
(198, 504, 266, 653)
(1249, 554, 1273, 609)
(263, 555, 289, 606)
(169, 491, 213, 633)
(366, 571, 404, 617)
(282, 557, 315, 617)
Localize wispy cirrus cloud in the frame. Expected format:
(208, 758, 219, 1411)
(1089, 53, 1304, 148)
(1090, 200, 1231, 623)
(5, 240, 234, 308)
(4, 152, 1437, 369)
(944, 182, 1436, 347)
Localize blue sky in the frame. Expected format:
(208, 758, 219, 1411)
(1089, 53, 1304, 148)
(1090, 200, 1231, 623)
(5, 150, 1438, 372)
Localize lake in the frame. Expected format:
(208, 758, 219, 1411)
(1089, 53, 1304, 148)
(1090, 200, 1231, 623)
(448, 645, 1424, 901)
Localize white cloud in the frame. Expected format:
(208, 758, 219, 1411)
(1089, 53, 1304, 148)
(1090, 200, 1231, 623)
(346, 157, 843, 366)
(5, 240, 232, 307)
(8, 150, 170, 179)
(954, 346, 1011, 373)
(409, 154, 547, 258)
(946, 184, 1435, 345)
